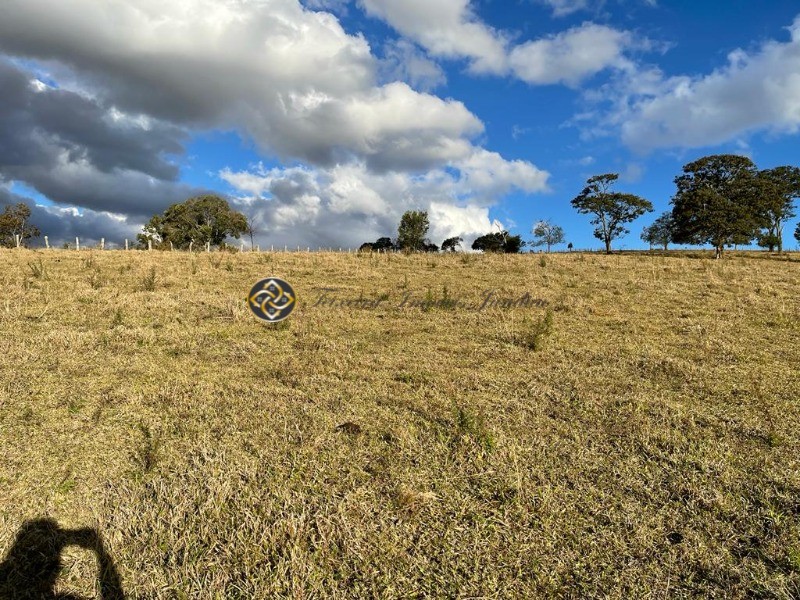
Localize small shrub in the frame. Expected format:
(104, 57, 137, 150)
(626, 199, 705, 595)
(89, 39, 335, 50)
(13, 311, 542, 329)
(539, 255, 547, 268)
(111, 308, 124, 327)
(517, 309, 554, 351)
(140, 266, 157, 291)
(454, 406, 495, 453)
(82, 253, 96, 270)
(27, 259, 48, 280)
(87, 269, 104, 289)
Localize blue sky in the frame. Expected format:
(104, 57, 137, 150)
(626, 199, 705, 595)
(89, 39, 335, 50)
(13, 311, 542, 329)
(1, 0, 799, 249)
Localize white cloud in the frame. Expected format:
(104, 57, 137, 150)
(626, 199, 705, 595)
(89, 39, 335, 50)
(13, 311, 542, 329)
(359, 0, 509, 74)
(0, 0, 553, 246)
(220, 150, 548, 248)
(509, 23, 633, 86)
(381, 39, 447, 91)
(0, 0, 487, 171)
(538, 0, 591, 17)
(537, 0, 658, 18)
(360, 1, 644, 88)
(616, 16, 800, 152)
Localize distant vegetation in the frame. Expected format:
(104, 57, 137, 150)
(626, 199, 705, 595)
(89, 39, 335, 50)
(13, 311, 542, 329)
(4, 154, 800, 255)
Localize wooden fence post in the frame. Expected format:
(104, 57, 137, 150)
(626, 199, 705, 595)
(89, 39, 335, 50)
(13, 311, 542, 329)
(44, 236, 49, 249)
(148, 239, 152, 251)
(206, 242, 211, 252)
(76, 237, 80, 251)
(189, 241, 193, 253)
(100, 238, 105, 250)
(14, 234, 20, 248)
(125, 239, 129, 251)
(240, 241, 244, 252)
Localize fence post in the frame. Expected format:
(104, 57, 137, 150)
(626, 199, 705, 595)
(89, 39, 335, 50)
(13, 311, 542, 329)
(44, 236, 49, 249)
(256, 245, 260, 252)
(240, 241, 244, 252)
(284, 245, 287, 252)
(14, 234, 20, 248)
(189, 241, 193, 253)
(170, 241, 174, 252)
(206, 242, 211, 252)
(100, 238, 105, 250)
(76, 237, 80, 251)
(125, 239, 129, 251)
(148, 239, 152, 251)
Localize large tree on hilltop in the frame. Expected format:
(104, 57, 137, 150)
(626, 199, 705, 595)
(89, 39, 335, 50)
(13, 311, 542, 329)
(138, 195, 248, 249)
(670, 155, 767, 259)
(571, 174, 653, 254)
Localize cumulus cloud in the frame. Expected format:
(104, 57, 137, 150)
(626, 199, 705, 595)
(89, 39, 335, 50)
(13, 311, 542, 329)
(0, 0, 488, 171)
(0, 0, 552, 246)
(359, 0, 645, 87)
(509, 23, 634, 86)
(359, 0, 509, 74)
(0, 58, 199, 218)
(381, 39, 447, 91)
(614, 16, 800, 152)
(220, 150, 548, 248)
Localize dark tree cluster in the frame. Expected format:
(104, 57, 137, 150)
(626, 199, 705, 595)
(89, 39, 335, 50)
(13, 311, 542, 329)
(137, 194, 248, 250)
(669, 155, 799, 257)
(360, 211, 442, 253)
(471, 231, 525, 253)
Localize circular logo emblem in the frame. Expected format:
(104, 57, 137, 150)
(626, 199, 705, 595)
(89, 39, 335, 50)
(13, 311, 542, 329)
(248, 278, 296, 323)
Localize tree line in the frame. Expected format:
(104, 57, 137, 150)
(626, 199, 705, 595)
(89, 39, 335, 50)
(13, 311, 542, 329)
(1, 154, 798, 255)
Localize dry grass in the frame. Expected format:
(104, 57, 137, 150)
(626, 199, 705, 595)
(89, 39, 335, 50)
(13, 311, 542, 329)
(0, 248, 799, 598)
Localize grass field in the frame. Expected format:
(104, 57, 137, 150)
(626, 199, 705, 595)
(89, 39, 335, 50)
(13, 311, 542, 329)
(0, 248, 798, 599)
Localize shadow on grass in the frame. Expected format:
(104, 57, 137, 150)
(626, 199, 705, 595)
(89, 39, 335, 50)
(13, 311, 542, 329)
(0, 519, 124, 599)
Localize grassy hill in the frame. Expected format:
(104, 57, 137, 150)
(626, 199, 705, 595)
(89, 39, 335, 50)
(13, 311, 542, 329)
(0, 249, 798, 598)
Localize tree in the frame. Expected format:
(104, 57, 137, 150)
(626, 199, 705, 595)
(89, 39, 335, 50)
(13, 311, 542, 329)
(137, 195, 248, 249)
(243, 210, 263, 250)
(441, 236, 463, 252)
(756, 166, 800, 252)
(530, 220, 565, 253)
(670, 155, 767, 259)
(397, 210, 430, 252)
(421, 240, 439, 252)
(471, 231, 525, 253)
(567, 242, 573, 252)
(640, 212, 676, 251)
(795, 222, 800, 246)
(571, 174, 653, 254)
(0, 203, 40, 248)
(358, 242, 374, 252)
(373, 237, 396, 252)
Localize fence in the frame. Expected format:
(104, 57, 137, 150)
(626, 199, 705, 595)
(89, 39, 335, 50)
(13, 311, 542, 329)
(13, 236, 366, 253)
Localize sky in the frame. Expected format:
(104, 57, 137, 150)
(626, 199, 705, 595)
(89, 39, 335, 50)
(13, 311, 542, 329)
(1, 0, 800, 250)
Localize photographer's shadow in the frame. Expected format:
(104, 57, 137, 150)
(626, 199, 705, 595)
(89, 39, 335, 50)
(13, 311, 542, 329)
(0, 518, 124, 599)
